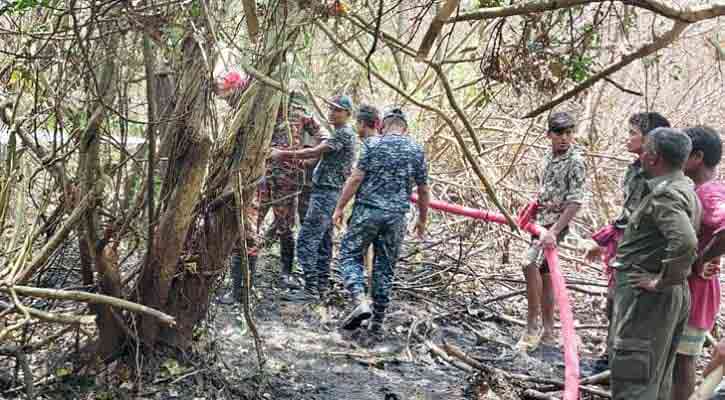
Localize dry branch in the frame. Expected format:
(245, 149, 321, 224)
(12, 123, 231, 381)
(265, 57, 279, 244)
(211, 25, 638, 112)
(4, 285, 176, 326)
(416, 0, 460, 60)
(9, 192, 95, 284)
(242, 0, 259, 39)
(523, 21, 688, 117)
(448, 0, 725, 23)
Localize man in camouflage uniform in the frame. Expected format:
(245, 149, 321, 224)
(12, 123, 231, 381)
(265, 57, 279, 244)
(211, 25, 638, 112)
(257, 91, 321, 287)
(609, 128, 701, 399)
(355, 104, 380, 140)
(270, 94, 357, 301)
(585, 112, 671, 371)
(518, 112, 586, 351)
(333, 107, 429, 334)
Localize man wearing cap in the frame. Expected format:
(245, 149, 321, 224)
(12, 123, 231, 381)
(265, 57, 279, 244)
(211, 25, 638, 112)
(332, 107, 430, 336)
(270, 94, 357, 301)
(608, 128, 701, 399)
(518, 111, 587, 351)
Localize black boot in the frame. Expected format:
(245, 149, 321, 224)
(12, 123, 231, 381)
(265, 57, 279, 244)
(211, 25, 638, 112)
(341, 293, 372, 330)
(279, 240, 298, 289)
(218, 254, 243, 305)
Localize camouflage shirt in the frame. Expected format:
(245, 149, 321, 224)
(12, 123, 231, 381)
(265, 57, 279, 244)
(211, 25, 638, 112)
(268, 106, 321, 179)
(535, 145, 587, 226)
(354, 132, 428, 213)
(614, 159, 649, 229)
(312, 124, 356, 191)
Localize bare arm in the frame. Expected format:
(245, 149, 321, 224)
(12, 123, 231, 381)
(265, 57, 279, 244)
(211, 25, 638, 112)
(549, 203, 581, 236)
(336, 169, 365, 212)
(274, 142, 332, 160)
(415, 185, 430, 237)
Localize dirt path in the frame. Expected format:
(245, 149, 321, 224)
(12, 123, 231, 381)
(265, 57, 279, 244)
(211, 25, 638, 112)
(213, 253, 469, 400)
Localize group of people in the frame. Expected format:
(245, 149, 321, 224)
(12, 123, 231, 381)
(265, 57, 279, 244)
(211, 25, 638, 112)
(520, 110, 725, 399)
(213, 70, 430, 338)
(213, 68, 725, 397)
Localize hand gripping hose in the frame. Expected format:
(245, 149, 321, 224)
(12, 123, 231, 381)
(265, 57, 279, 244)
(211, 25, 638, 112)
(411, 194, 580, 400)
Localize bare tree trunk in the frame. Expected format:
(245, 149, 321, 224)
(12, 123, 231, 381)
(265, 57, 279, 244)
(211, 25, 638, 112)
(137, 33, 213, 346)
(76, 29, 124, 359)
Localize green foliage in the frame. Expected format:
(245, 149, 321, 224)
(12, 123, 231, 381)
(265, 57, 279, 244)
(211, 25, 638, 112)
(8, 0, 55, 14)
(566, 54, 593, 83)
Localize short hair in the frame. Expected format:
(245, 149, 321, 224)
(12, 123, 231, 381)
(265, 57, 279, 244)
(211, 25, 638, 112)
(356, 104, 380, 129)
(629, 112, 670, 135)
(382, 117, 407, 132)
(684, 125, 723, 168)
(644, 128, 692, 169)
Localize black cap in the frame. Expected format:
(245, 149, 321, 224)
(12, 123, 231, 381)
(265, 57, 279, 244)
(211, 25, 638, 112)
(548, 112, 575, 132)
(382, 106, 407, 126)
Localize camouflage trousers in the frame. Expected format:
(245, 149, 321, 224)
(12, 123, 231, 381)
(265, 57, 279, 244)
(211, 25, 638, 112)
(298, 184, 312, 226)
(339, 204, 406, 319)
(257, 174, 298, 274)
(609, 269, 690, 400)
(296, 188, 339, 291)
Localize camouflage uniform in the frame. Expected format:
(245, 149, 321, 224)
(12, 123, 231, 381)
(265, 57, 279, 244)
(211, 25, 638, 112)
(615, 160, 649, 229)
(339, 133, 428, 322)
(264, 98, 320, 276)
(609, 171, 701, 400)
(297, 125, 321, 225)
(296, 124, 356, 292)
(526, 145, 587, 270)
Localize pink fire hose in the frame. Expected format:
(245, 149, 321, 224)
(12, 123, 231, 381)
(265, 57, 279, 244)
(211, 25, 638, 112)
(411, 194, 580, 400)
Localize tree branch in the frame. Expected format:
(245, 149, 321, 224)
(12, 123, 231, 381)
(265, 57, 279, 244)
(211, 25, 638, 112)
(4, 285, 176, 326)
(416, 0, 460, 60)
(523, 21, 688, 118)
(448, 0, 725, 23)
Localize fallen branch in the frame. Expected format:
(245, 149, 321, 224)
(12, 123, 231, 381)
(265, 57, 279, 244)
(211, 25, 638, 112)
(442, 342, 611, 398)
(4, 285, 176, 326)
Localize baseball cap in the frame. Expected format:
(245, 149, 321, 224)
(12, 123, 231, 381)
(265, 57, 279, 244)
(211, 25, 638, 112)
(325, 94, 353, 111)
(382, 106, 407, 126)
(548, 112, 575, 132)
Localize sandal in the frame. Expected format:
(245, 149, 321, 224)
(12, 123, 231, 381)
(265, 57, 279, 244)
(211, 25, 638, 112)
(516, 328, 543, 352)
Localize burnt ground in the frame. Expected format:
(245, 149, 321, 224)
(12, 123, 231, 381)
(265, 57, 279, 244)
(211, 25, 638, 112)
(205, 245, 608, 400)
(7, 237, 725, 399)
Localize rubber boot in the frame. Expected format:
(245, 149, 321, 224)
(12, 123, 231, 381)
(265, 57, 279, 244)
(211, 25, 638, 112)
(341, 293, 372, 330)
(218, 254, 243, 305)
(279, 240, 297, 289)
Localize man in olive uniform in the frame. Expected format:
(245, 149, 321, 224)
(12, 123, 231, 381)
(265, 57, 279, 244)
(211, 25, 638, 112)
(609, 128, 702, 399)
(270, 94, 357, 301)
(586, 112, 670, 370)
(333, 107, 429, 334)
